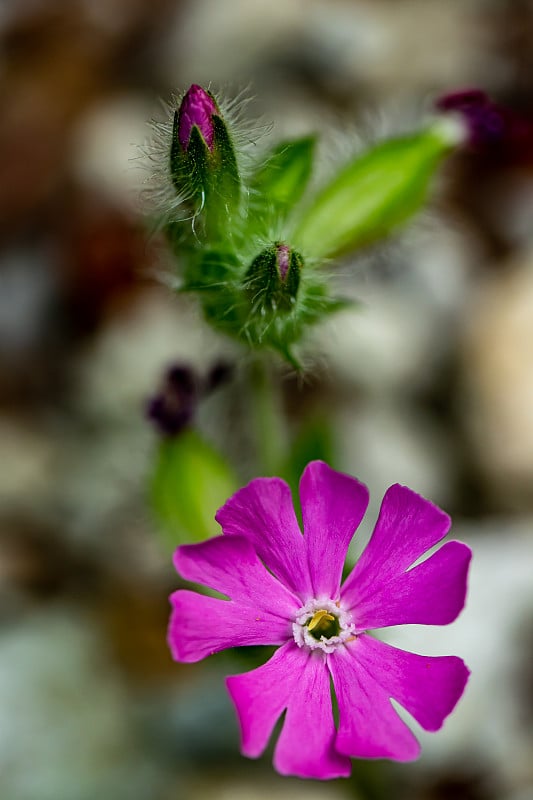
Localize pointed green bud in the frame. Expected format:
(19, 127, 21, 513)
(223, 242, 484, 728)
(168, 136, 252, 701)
(169, 84, 241, 232)
(245, 243, 302, 313)
(293, 125, 456, 259)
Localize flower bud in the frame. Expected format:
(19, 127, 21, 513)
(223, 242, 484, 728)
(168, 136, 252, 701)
(245, 243, 302, 314)
(169, 85, 241, 231)
(177, 84, 218, 152)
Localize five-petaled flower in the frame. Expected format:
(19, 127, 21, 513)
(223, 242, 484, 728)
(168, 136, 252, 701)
(168, 461, 471, 780)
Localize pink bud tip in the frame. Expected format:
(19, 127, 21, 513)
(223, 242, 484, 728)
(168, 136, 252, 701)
(276, 244, 290, 282)
(178, 84, 218, 151)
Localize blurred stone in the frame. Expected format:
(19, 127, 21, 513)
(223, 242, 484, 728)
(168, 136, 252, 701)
(461, 250, 533, 509)
(313, 298, 436, 393)
(307, 0, 479, 99)
(162, 0, 479, 109)
(57, 190, 149, 337)
(308, 222, 476, 394)
(97, 576, 177, 682)
(160, 0, 305, 86)
(0, 516, 79, 610)
(0, 417, 56, 507)
(70, 94, 155, 207)
(0, 247, 56, 359)
(0, 607, 162, 800)
(335, 397, 456, 544)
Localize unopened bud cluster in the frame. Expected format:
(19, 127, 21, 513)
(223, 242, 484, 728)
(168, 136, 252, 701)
(146, 83, 516, 365)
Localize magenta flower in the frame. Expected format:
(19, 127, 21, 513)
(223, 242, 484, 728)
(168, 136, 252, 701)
(177, 84, 218, 152)
(168, 461, 471, 779)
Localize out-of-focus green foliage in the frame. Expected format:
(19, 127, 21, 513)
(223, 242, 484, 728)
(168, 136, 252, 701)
(293, 127, 453, 258)
(151, 430, 239, 547)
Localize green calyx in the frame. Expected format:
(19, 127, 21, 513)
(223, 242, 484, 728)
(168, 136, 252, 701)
(170, 108, 241, 238)
(244, 244, 302, 314)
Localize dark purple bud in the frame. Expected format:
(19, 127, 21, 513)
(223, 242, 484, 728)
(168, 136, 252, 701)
(436, 88, 533, 165)
(177, 84, 218, 152)
(146, 365, 198, 436)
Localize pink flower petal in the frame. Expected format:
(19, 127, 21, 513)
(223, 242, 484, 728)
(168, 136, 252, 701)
(274, 651, 352, 779)
(215, 477, 313, 599)
(342, 484, 451, 610)
(328, 637, 421, 761)
(357, 635, 469, 730)
(300, 461, 369, 599)
(168, 590, 292, 663)
(174, 535, 300, 618)
(227, 641, 351, 779)
(329, 634, 469, 760)
(226, 642, 303, 758)
(349, 541, 472, 630)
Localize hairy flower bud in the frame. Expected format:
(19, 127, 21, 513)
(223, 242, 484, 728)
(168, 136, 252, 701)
(245, 243, 302, 314)
(177, 84, 218, 152)
(169, 84, 241, 232)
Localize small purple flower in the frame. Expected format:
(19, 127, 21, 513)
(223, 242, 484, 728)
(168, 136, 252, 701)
(177, 84, 218, 152)
(168, 461, 471, 779)
(436, 88, 533, 164)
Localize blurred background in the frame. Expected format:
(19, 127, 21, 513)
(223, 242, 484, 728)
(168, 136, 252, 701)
(1, 0, 533, 798)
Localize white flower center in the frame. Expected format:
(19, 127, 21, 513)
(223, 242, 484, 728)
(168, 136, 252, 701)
(292, 598, 356, 654)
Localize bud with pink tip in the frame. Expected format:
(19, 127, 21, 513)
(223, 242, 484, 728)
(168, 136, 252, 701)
(170, 84, 241, 228)
(245, 242, 302, 314)
(177, 84, 218, 152)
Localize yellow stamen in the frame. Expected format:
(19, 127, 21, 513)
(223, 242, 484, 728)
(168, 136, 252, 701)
(307, 609, 335, 632)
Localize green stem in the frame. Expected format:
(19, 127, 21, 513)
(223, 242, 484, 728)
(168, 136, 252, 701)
(249, 356, 287, 475)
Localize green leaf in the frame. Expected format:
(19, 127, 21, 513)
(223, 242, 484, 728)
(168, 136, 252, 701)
(251, 136, 316, 222)
(150, 430, 238, 547)
(293, 126, 453, 258)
